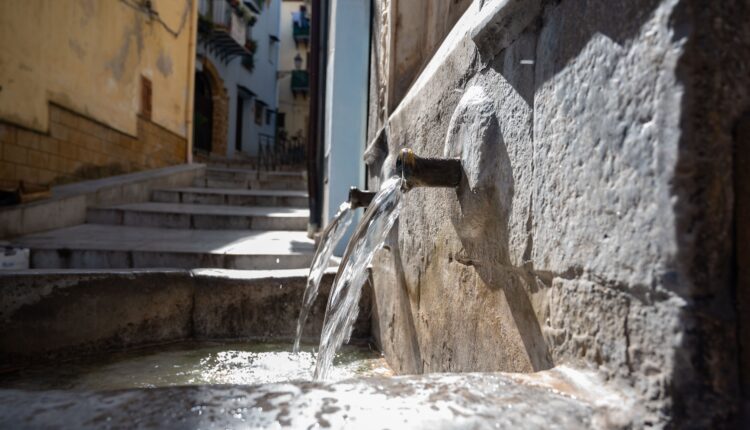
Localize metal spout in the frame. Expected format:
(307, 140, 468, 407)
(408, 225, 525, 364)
(348, 187, 376, 209)
(396, 148, 462, 191)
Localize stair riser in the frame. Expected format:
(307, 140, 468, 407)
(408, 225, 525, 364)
(152, 190, 308, 208)
(194, 178, 307, 191)
(87, 209, 307, 231)
(207, 171, 305, 182)
(30, 249, 314, 270)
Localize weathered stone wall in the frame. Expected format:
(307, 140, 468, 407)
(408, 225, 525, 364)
(368, 0, 749, 426)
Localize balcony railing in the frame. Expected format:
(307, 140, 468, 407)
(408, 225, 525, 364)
(198, 0, 252, 65)
(292, 9, 310, 46)
(257, 134, 306, 171)
(291, 70, 309, 96)
(293, 23, 310, 39)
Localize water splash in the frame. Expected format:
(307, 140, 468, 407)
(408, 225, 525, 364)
(314, 176, 402, 380)
(293, 202, 355, 353)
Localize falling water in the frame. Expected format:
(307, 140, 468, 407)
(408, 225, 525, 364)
(293, 202, 355, 353)
(313, 176, 402, 380)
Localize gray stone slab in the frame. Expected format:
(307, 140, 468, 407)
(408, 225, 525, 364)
(207, 166, 306, 181)
(194, 177, 307, 191)
(13, 224, 316, 270)
(0, 164, 205, 239)
(152, 188, 309, 208)
(86, 203, 309, 231)
(0, 270, 193, 368)
(0, 267, 359, 368)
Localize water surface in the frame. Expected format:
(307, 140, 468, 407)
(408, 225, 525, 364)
(0, 341, 392, 391)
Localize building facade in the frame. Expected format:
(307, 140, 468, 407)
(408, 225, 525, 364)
(277, 1, 310, 147)
(194, 0, 280, 159)
(0, 0, 198, 188)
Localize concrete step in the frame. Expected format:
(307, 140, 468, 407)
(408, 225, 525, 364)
(152, 187, 308, 208)
(204, 159, 307, 173)
(86, 202, 308, 230)
(193, 177, 307, 191)
(12, 224, 317, 270)
(207, 167, 306, 182)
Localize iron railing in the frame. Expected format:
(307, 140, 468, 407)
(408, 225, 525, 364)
(257, 134, 307, 171)
(291, 70, 309, 95)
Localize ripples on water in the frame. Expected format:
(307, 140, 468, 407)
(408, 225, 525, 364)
(314, 177, 402, 381)
(293, 202, 355, 353)
(0, 342, 392, 391)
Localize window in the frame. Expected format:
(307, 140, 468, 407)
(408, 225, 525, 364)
(254, 100, 264, 125)
(277, 112, 286, 129)
(266, 109, 273, 125)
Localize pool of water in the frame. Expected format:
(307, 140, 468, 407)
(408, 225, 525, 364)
(0, 341, 392, 391)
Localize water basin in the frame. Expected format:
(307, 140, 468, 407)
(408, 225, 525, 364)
(0, 341, 392, 391)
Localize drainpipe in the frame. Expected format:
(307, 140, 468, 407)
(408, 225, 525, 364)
(184, 0, 199, 164)
(307, 0, 327, 234)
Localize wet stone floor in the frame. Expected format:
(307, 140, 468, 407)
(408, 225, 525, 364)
(0, 341, 392, 390)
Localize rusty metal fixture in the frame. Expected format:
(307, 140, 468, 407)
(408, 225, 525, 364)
(396, 148, 462, 191)
(348, 187, 376, 209)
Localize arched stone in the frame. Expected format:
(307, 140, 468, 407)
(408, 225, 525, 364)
(200, 58, 229, 156)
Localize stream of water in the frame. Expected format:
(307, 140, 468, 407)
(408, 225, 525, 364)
(293, 202, 355, 353)
(313, 176, 402, 380)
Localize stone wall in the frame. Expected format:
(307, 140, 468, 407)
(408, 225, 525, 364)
(0, 103, 186, 187)
(367, 0, 749, 426)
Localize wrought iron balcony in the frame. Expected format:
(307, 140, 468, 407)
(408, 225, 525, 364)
(292, 8, 310, 46)
(291, 70, 309, 96)
(198, 0, 253, 65)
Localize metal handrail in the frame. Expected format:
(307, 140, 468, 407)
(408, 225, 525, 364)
(256, 133, 307, 171)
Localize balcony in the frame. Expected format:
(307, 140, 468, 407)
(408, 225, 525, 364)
(292, 8, 310, 46)
(198, 0, 253, 65)
(291, 70, 309, 96)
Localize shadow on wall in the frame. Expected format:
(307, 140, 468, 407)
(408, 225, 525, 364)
(388, 0, 679, 375)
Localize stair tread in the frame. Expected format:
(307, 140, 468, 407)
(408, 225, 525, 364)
(94, 202, 309, 217)
(157, 187, 308, 197)
(14, 224, 315, 255)
(207, 167, 306, 178)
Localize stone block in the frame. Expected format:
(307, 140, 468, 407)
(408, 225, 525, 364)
(26, 149, 49, 169)
(3, 143, 27, 165)
(151, 190, 181, 203)
(0, 124, 15, 144)
(192, 214, 251, 230)
(15, 129, 40, 151)
(191, 271, 372, 341)
(0, 270, 193, 367)
(0, 161, 16, 182)
(37, 136, 59, 155)
(85, 208, 124, 225)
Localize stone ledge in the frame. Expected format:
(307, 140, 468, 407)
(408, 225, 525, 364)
(470, 0, 542, 60)
(0, 268, 364, 370)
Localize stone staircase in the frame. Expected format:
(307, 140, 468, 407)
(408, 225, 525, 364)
(11, 166, 315, 271)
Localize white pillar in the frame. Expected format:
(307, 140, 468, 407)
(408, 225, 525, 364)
(323, 0, 370, 255)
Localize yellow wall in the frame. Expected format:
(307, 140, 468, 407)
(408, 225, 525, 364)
(277, 0, 308, 141)
(0, 0, 196, 139)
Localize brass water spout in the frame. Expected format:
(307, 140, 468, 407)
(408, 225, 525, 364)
(348, 187, 376, 209)
(396, 148, 462, 191)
